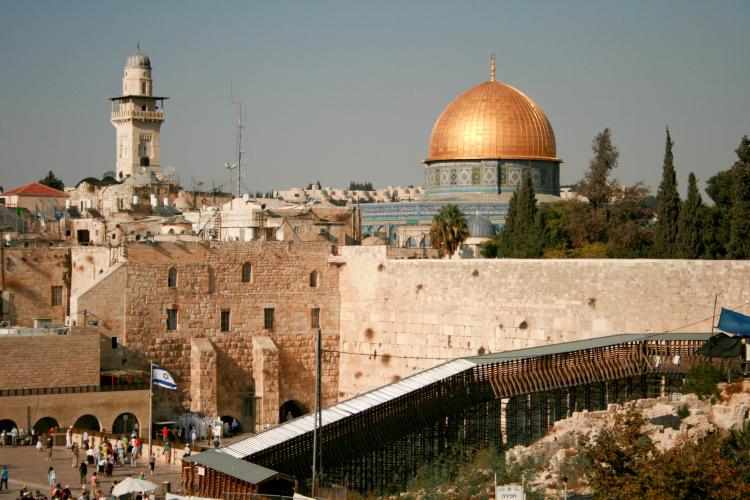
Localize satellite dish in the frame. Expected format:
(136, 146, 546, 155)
(195, 178, 204, 186)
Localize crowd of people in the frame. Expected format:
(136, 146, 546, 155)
(1, 428, 170, 500)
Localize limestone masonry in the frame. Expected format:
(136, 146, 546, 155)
(335, 246, 750, 398)
(4, 241, 750, 433)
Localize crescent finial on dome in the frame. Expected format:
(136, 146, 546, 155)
(490, 53, 496, 82)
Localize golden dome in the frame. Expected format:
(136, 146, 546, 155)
(426, 80, 559, 162)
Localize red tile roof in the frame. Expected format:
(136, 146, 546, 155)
(1, 182, 68, 198)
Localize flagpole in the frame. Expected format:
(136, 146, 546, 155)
(148, 361, 153, 458)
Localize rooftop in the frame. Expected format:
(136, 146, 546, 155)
(1, 182, 68, 198)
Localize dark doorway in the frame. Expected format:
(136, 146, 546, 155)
(77, 229, 90, 245)
(73, 414, 101, 431)
(279, 400, 307, 423)
(33, 417, 59, 435)
(112, 413, 139, 436)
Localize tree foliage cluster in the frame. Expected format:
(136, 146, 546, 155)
(583, 404, 750, 499)
(39, 170, 65, 191)
(481, 130, 750, 259)
(430, 204, 469, 258)
(348, 181, 374, 191)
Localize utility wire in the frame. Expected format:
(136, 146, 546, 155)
(324, 300, 750, 362)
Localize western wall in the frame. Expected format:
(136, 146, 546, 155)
(335, 246, 750, 399)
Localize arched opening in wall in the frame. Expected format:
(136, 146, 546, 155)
(279, 400, 307, 423)
(33, 417, 59, 435)
(309, 270, 319, 288)
(420, 237, 429, 248)
(405, 237, 416, 248)
(73, 415, 101, 432)
(0, 419, 17, 433)
(168, 267, 177, 288)
(112, 413, 140, 437)
(220, 415, 241, 436)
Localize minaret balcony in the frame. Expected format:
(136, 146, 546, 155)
(111, 109, 165, 122)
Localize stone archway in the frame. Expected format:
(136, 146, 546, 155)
(112, 413, 140, 436)
(33, 417, 59, 435)
(0, 419, 17, 433)
(279, 400, 307, 423)
(73, 414, 101, 431)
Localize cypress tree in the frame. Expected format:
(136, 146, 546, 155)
(577, 128, 619, 208)
(653, 128, 681, 257)
(676, 172, 703, 259)
(728, 136, 750, 259)
(496, 171, 543, 257)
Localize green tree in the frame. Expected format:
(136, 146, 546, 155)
(706, 169, 733, 208)
(584, 405, 655, 499)
(682, 361, 722, 399)
(605, 183, 654, 257)
(653, 128, 681, 257)
(39, 170, 65, 191)
(429, 204, 469, 258)
(494, 171, 544, 258)
(728, 135, 750, 259)
(577, 128, 619, 208)
(676, 172, 703, 258)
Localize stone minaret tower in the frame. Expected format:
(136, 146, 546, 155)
(110, 45, 167, 179)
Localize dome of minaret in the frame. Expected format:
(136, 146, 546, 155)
(125, 45, 151, 69)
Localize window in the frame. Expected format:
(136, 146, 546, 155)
(51, 286, 63, 306)
(221, 310, 231, 332)
(241, 263, 252, 283)
(309, 271, 319, 288)
(111, 337, 118, 349)
(311, 308, 320, 329)
(168, 267, 177, 288)
(166, 308, 177, 331)
(264, 308, 275, 330)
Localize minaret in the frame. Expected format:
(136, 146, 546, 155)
(110, 45, 168, 179)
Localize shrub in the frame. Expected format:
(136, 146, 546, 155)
(677, 404, 691, 419)
(682, 362, 723, 399)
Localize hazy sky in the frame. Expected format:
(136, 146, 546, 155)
(1, 0, 748, 197)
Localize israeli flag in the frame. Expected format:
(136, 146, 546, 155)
(152, 365, 177, 389)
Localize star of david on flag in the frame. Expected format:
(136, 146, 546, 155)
(152, 365, 177, 389)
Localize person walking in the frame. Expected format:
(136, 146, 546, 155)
(48, 466, 56, 490)
(71, 443, 80, 467)
(148, 454, 155, 476)
(88, 472, 99, 496)
(78, 462, 87, 487)
(47, 434, 54, 460)
(66, 427, 73, 449)
(190, 428, 197, 447)
(10, 427, 18, 447)
(1, 465, 8, 490)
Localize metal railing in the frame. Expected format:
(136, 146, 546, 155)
(0, 383, 148, 397)
(111, 110, 164, 121)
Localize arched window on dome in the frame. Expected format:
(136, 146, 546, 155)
(241, 263, 252, 283)
(309, 270, 319, 288)
(167, 267, 177, 288)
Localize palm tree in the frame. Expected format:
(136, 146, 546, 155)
(430, 205, 469, 258)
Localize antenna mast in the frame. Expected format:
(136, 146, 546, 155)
(227, 85, 246, 199)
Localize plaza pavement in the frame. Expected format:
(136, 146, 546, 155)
(0, 445, 182, 498)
